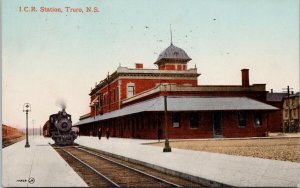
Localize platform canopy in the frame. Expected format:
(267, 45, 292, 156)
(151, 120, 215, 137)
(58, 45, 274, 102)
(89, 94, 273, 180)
(74, 96, 278, 126)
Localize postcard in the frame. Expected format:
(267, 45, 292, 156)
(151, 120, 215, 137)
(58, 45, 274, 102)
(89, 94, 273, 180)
(2, 0, 299, 187)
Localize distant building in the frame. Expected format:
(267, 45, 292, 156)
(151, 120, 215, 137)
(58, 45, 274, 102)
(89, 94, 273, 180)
(282, 92, 300, 132)
(266, 91, 288, 132)
(75, 43, 277, 139)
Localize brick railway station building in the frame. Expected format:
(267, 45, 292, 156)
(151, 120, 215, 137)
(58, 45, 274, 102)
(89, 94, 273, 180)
(74, 43, 278, 139)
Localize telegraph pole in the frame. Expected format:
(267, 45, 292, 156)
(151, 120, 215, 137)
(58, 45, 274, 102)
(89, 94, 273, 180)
(283, 85, 293, 133)
(32, 119, 35, 138)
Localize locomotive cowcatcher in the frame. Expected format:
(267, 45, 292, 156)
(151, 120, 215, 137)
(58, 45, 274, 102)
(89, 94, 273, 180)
(49, 108, 77, 146)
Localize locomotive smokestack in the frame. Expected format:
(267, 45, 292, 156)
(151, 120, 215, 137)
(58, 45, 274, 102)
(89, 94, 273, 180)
(61, 102, 66, 110)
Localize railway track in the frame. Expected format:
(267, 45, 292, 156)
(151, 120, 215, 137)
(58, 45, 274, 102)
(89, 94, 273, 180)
(54, 145, 203, 187)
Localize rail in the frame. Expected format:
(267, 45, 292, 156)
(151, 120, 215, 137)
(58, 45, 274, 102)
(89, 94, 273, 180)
(76, 146, 181, 187)
(60, 148, 120, 187)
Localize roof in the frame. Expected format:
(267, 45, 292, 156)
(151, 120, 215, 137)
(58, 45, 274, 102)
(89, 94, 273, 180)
(267, 93, 288, 102)
(74, 96, 278, 126)
(154, 44, 191, 64)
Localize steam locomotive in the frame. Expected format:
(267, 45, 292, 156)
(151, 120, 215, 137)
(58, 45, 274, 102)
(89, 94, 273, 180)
(49, 108, 77, 146)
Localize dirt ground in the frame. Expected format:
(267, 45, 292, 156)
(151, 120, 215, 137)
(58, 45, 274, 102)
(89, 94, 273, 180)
(148, 137, 300, 163)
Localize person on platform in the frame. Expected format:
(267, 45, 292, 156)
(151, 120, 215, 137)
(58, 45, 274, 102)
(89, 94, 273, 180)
(106, 128, 110, 139)
(98, 128, 102, 140)
(158, 127, 162, 142)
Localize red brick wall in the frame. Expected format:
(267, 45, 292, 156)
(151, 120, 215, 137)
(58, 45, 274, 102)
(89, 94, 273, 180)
(91, 79, 120, 114)
(90, 77, 198, 115)
(158, 64, 187, 70)
(267, 102, 282, 132)
(165, 64, 175, 70)
(221, 111, 268, 137)
(165, 111, 267, 139)
(78, 111, 269, 139)
(272, 110, 283, 132)
(167, 112, 214, 138)
(120, 78, 198, 100)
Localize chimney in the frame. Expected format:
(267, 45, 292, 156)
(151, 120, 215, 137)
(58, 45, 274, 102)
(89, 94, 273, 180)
(135, 63, 143, 69)
(241, 69, 249, 87)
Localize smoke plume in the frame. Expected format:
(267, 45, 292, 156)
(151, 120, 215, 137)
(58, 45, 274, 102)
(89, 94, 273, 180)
(55, 98, 67, 110)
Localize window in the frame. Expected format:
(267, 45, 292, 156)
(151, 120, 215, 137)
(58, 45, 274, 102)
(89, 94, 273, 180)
(254, 112, 262, 127)
(108, 91, 111, 104)
(113, 89, 116, 102)
(177, 65, 182, 70)
(127, 85, 134, 98)
(284, 109, 289, 119)
(99, 95, 102, 108)
(190, 112, 199, 129)
(115, 87, 118, 102)
(238, 111, 247, 127)
(172, 112, 180, 128)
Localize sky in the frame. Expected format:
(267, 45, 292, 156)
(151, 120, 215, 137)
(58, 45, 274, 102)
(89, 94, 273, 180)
(2, 0, 299, 129)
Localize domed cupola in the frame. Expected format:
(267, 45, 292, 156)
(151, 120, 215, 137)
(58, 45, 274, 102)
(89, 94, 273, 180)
(154, 43, 192, 70)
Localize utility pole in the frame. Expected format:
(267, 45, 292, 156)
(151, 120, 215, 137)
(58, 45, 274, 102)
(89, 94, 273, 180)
(283, 85, 293, 133)
(32, 119, 35, 138)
